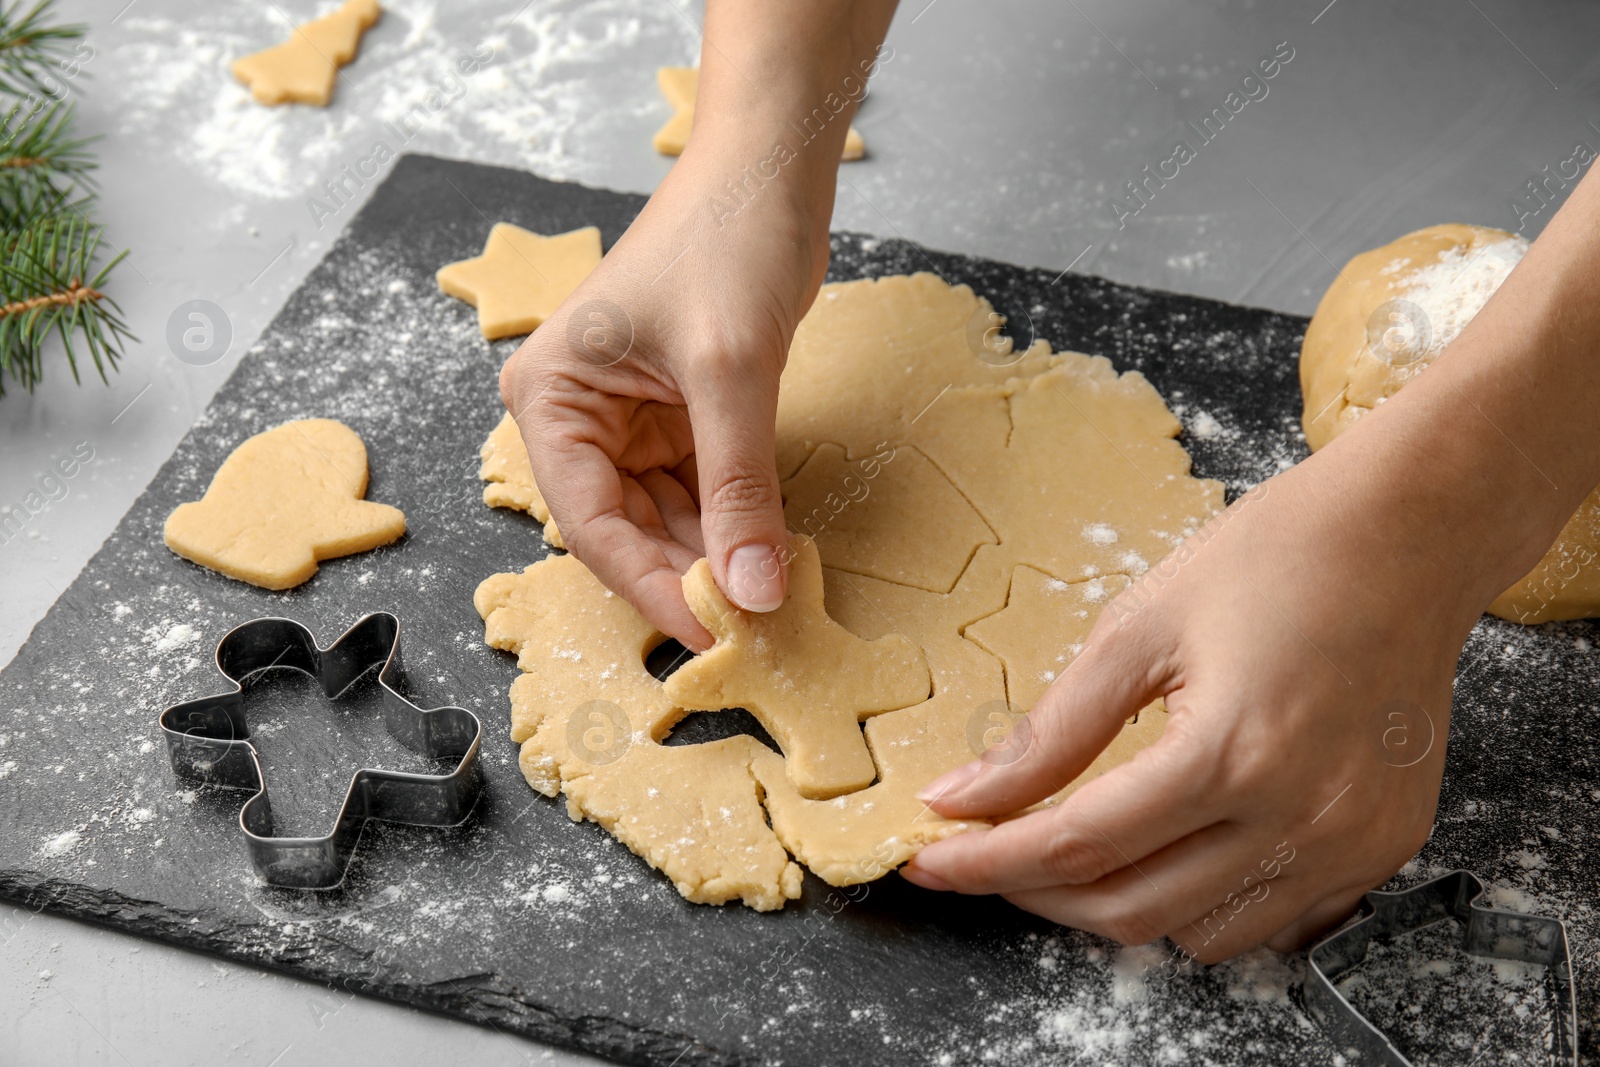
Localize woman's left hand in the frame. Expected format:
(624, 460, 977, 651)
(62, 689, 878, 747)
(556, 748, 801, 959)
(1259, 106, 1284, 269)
(901, 431, 1497, 961)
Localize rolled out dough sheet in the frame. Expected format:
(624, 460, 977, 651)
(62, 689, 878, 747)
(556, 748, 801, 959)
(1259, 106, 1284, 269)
(474, 272, 1223, 908)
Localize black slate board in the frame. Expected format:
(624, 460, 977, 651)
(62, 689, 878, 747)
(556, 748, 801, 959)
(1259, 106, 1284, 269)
(1, 154, 1594, 1066)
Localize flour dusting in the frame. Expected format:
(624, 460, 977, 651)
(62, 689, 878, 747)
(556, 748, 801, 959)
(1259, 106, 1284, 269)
(1389, 235, 1528, 371)
(115, 0, 698, 202)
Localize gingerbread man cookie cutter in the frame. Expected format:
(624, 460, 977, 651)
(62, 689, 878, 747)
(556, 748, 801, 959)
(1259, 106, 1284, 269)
(159, 613, 483, 889)
(1306, 869, 1577, 1066)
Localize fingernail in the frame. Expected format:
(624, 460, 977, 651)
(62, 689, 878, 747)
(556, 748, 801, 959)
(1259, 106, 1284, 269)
(900, 865, 952, 892)
(916, 760, 982, 803)
(726, 543, 785, 612)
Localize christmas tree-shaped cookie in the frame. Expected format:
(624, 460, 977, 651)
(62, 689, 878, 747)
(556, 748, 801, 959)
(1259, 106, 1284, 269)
(232, 0, 382, 107)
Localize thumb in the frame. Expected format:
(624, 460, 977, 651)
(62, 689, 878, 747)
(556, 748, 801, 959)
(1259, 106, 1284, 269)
(686, 355, 791, 612)
(919, 621, 1168, 818)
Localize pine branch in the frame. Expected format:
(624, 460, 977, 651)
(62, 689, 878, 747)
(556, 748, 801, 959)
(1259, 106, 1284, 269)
(0, 100, 93, 197)
(0, 212, 130, 394)
(0, 0, 84, 99)
(0, 175, 79, 234)
(0, 1, 129, 398)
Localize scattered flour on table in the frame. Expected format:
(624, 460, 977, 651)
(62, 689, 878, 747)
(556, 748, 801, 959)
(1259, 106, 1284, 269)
(40, 829, 82, 856)
(1334, 914, 1559, 1066)
(1110, 943, 1166, 1003)
(910, 935, 1322, 1065)
(1167, 393, 1301, 495)
(1188, 410, 1222, 439)
(114, 0, 699, 201)
(153, 622, 199, 652)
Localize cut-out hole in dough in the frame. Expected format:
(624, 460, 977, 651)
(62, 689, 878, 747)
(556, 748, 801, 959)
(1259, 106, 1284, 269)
(663, 709, 782, 755)
(645, 638, 694, 681)
(857, 718, 882, 788)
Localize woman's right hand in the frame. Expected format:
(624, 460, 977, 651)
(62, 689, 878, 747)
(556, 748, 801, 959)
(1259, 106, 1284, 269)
(496, 137, 835, 649)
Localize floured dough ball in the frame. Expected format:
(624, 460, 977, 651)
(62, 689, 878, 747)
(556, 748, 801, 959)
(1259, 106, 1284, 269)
(1301, 223, 1600, 624)
(1300, 223, 1527, 448)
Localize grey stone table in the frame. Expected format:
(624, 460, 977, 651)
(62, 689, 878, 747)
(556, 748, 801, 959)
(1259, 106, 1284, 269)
(2, 0, 1595, 1063)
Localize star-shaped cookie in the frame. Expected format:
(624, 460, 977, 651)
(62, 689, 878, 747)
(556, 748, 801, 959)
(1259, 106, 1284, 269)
(436, 224, 603, 341)
(664, 536, 931, 800)
(653, 67, 866, 160)
(231, 0, 382, 107)
(164, 419, 406, 590)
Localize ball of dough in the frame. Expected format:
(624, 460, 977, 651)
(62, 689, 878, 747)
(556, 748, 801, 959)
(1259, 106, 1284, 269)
(1301, 223, 1527, 448)
(1300, 223, 1600, 625)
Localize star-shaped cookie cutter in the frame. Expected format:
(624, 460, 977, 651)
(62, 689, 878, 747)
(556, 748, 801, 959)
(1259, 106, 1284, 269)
(1306, 869, 1577, 1066)
(159, 613, 483, 889)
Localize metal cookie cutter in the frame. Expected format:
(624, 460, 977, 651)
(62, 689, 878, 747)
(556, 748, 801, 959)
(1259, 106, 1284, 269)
(1306, 869, 1577, 1067)
(159, 613, 483, 890)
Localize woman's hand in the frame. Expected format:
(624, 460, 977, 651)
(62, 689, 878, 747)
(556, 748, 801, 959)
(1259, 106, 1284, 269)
(496, 0, 897, 650)
(904, 160, 1600, 962)
(902, 446, 1477, 960)
(497, 150, 827, 649)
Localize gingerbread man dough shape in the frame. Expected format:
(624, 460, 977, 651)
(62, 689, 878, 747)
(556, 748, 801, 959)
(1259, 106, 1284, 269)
(664, 536, 931, 800)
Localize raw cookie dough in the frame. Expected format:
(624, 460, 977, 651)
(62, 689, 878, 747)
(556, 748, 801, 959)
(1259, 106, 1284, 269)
(652, 67, 866, 160)
(474, 553, 802, 910)
(164, 419, 405, 590)
(479, 412, 564, 547)
(1300, 223, 1528, 448)
(752, 549, 1009, 886)
(966, 566, 1132, 711)
(665, 536, 932, 800)
(437, 224, 603, 340)
(758, 548, 1170, 885)
(231, 0, 381, 107)
(782, 443, 995, 593)
(477, 272, 1222, 907)
(1300, 223, 1600, 623)
(772, 274, 1220, 587)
